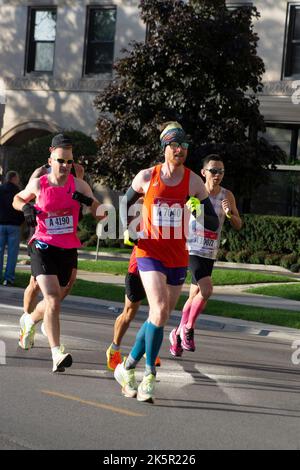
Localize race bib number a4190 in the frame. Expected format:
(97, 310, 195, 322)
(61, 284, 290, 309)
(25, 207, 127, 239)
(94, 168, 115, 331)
(45, 215, 74, 235)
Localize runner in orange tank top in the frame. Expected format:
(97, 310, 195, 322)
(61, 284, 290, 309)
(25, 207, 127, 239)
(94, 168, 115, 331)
(114, 122, 219, 403)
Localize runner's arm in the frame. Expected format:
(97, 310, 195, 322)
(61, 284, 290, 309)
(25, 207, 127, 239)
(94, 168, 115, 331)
(222, 190, 242, 230)
(12, 178, 39, 211)
(29, 165, 49, 181)
(120, 169, 151, 229)
(74, 178, 102, 220)
(190, 172, 219, 232)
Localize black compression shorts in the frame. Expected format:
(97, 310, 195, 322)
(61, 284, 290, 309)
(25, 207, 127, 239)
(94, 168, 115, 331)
(189, 255, 215, 285)
(29, 241, 78, 287)
(125, 272, 146, 303)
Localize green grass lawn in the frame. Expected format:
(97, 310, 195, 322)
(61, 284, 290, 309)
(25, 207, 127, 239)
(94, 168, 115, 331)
(77, 260, 293, 286)
(82, 246, 131, 254)
(246, 283, 300, 301)
(13, 271, 300, 329)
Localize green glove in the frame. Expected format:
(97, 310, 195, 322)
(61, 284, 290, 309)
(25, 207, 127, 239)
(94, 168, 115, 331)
(186, 196, 201, 218)
(123, 229, 138, 247)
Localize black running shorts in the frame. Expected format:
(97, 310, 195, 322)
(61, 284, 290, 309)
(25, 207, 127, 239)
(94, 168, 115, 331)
(189, 255, 215, 285)
(125, 272, 146, 303)
(29, 241, 78, 287)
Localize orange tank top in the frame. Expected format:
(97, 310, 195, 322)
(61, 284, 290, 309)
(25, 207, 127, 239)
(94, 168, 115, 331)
(136, 164, 190, 267)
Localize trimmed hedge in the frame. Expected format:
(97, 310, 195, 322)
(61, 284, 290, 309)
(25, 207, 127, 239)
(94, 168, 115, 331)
(78, 213, 300, 269)
(221, 214, 300, 255)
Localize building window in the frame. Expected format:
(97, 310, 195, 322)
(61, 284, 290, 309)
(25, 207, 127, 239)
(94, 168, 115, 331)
(283, 4, 300, 78)
(84, 6, 117, 75)
(262, 123, 300, 163)
(226, 2, 253, 11)
(26, 7, 57, 74)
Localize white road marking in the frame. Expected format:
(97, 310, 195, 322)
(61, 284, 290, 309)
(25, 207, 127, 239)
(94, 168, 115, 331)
(0, 322, 195, 387)
(0, 324, 19, 328)
(195, 364, 300, 405)
(65, 361, 195, 385)
(0, 304, 22, 311)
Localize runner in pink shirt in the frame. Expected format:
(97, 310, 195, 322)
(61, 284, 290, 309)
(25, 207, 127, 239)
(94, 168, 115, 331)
(13, 134, 100, 373)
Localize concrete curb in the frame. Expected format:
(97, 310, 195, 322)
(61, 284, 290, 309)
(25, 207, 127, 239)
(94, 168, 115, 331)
(4, 284, 298, 342)
(62, 294, 300, 342)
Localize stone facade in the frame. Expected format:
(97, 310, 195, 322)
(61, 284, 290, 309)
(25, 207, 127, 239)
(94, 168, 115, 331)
(0, 0, 144, 148)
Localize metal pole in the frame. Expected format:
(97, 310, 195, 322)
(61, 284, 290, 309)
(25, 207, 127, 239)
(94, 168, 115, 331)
(95, 236, 100, 261)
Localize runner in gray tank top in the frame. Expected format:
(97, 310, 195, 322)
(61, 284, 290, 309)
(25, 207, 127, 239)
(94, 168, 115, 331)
(169, 154, 242, 355)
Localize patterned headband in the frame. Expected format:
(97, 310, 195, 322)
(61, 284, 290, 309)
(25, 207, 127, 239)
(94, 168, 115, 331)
(160, 122, 187, 149)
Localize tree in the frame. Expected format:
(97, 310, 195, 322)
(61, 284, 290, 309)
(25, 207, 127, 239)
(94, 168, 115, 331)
(8, 130, 97, 186)
(93, 0, 285, 205)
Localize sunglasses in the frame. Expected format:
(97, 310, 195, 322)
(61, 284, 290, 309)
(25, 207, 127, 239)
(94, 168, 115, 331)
(205, 168, 225, 175)
(169, 142, 189, 150)
(53, 158, 74, 164)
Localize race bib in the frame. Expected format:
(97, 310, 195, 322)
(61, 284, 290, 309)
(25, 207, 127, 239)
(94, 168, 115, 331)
(152, 198, 183, 227)
(195, 230, 218, 251)
(45, 215, 74, 235)
(188, 219, 218, 253)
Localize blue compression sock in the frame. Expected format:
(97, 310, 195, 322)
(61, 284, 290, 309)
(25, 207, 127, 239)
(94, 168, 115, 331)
(145, 321, 164, 375)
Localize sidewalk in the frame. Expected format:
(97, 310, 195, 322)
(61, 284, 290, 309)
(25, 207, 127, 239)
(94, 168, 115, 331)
(18, 243, 300, 277)
(16, 262, 300, 312)
(73, 269, 300, 311)
(14, 254, 300, 341)
(2, 282, 300, 342)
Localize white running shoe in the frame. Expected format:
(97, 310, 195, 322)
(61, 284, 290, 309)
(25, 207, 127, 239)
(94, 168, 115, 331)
(19, 313, 35, 349)
(52, 348, 72, 373)
(114, 359, 138, 398)
(137, 374, 156, 404)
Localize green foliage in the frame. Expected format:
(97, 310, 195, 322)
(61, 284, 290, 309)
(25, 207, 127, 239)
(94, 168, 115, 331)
(77, 213, 97, 243)
(290, 264, 300, 273)
(264, 253, 282, 266)
(93, 0, 285, 195)
(77, 213, 122, 248)
(78, 213, 97, 234)
(235, 249, 252, 263)
(225, 251, 238, 262)
(7, 131, 97, 186)
(280, 253, 298, 269)
(248, 251, 268, 264)
(222, 214, 300, 255)
(217, 248, 227, 261)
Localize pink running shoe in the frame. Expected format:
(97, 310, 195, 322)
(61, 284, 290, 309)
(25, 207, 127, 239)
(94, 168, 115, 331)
(180, 326, 195, 351)
(169, 328, 183, 357)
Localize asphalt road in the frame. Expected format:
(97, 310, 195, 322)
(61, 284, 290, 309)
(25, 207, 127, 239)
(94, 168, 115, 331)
(1, 288, 300, 450)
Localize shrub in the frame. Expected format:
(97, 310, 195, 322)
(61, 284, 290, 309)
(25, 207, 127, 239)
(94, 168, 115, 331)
(280, 253, 298, 269)
(78, 213, 97, 235)
(225, 251, 238, 262)
(264, 253, 283, 266)
(78, 228, 90, 243)
(221, 214, 300, 255)
(83, 234, 98, 247)
(290, 264, 300, 273)
(235, 250, 251, 263)
(217, 248, 228, 261)
(249, 251, 268, 264)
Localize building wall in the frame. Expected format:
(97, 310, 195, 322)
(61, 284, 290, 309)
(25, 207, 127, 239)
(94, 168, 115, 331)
(1, 0, 300, 214)
(0, 0, 145, 144)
